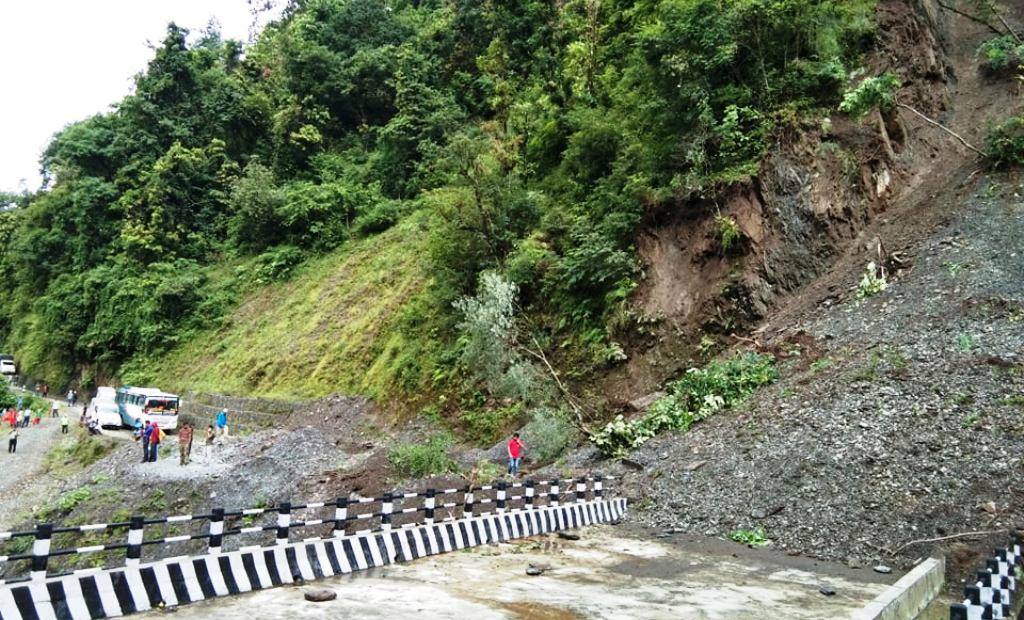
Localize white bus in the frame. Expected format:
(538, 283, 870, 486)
(116, 387, 181, 430)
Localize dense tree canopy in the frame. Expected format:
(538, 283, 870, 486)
(0, 0, 876, 391)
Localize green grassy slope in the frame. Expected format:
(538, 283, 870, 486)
(124, 213, 437, 403)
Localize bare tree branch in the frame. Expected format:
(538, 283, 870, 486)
(895, 101, 986, 157)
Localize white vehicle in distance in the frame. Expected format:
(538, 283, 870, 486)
(0, 355, 15, 376)
(94, 386, 116, 402)
(88, 400, 123, 429)
(116, 387, 181, 430)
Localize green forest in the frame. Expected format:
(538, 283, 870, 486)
(0, 0, 879, 433)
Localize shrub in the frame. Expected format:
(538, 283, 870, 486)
(353, 200, 408, 236)
(978, 36, 1024, 75)
(713, 214, 742, 253)
(856, 262, 887, 299)
(839, 73, 901, 117)
(591, 353, 777, 457)
(43, 429, 116, 474)
(986, 116, 1024, 169)
(246, 246, 306, 284)
(729, 527, 770, 547)
(389, 434, 458, 478)
(520, 408, 579, 463)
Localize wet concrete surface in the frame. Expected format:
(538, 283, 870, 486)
(140, 525, 893, 619)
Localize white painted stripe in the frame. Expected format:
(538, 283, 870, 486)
(272, 547, 293, 584)
(28, 582, 57, 620)
(152, 561, 180, 607)
(0, 580, 21, 620)
(330, 540, 352, 574)
(163, 535, 192, 544)
(175, 557, 205, 603)
(305, 502, 325, 509)
(123, 567, 152, 612)
(166, 515, 192, 523)
(79, 524, 108, 532)
(422, 523, 440, 554)
(303, 519, 324, 526)
(60, 575, 93, 620)
(410, 527, 427, 558)
(249, 548, 274, 589)
(227, 552, 252, 593)
(76, 545, 106, 554)
(313, 541, 334, 578)
(402, 493, 419, 499)
(241, 509, 264, 515)
(395, 530, 413, 561)
(380, 529, 397, 564)
(351, 536, 370, 570)
(293, 544, 316, 581)
(239, 526, 263, 534)
(92, 570, 125, 617)
(450, 522, 466, 550)
(436, 524, 452, 553)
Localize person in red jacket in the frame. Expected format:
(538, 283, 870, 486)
(507, 433, 525, 476)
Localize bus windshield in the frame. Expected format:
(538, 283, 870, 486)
(146, 398, 178, 413)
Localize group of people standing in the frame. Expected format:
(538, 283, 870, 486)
(4, 398, 69, 454)
(134, 409, 229, 466)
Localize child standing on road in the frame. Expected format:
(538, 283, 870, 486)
(8, 427, 18, 453)
(204, 425, 215, 461)
(60, 413, 69, 435)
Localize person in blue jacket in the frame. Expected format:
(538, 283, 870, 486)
(215, 409, 229, 438)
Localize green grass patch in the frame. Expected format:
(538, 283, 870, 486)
(42, 428, 116, 475)
(389, 433, 458, 478)
(729, 527, 771, 547)
(123, 213, 443, 403)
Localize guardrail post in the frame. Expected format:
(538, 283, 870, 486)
(549, 481, 560, 507)
(464, 486, 475, 519)
(424, 489, 436, 525)
(30, 523, 53, 581)
(209, 508, 224, 554)
(525, 480, 535, 510)
(276, 502, 291, 546)
(496, 481, 507, 513)
(381, 492, 394, 533)
(126, 516, 144, 568)
(594, 475, 604, 499)
(333, 497, 348, 538)
(575, 477, 587, 502)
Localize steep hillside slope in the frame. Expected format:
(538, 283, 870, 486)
(125, 213, 436, 403)
(619, 167, 1024, 576)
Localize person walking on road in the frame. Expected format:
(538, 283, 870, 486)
(60, 413, 69, 435)
(507, 432, 525, 476)
(21, 409, 30, 428)
(51, 399, 59, 418)
(215, 409, 229, 439)
(8, 427, 18, 453)
(178, 423, 194, 465)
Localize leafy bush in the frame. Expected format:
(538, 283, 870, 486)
(978, 36, 1024, 75)
(458, 402, 525, 444)
(520, 408, 579, 463)
(353, 200, 408, 236)
(246, 246, 306, 284)
(388, 434, 458, 478)
(729, 527, 770, 547)
(839, 73, 901, 117)
(856, 262, 887, 299)
(43, 429, 116, 474)
(986, 116, 1024, 169)
(591, 353, 777, 457)
(713, 214, 742, 253)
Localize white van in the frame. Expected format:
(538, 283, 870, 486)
(88, 386, 121, 428)
(0, 355, 15, 376)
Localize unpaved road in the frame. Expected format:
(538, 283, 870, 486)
(140, 526, 893, 619)
(0, 401, 73, 528)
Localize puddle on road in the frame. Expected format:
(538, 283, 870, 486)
(141, 525, 889, 619)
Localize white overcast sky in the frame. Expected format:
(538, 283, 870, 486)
(0, 1, 283, 194)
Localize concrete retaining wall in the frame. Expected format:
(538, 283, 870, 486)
(853, 557, 944, 620)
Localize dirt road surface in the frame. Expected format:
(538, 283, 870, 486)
(0, 400, 74, 529)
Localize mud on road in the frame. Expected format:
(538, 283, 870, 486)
(139, 525, 894, 619)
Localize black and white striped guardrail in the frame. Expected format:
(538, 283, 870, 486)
(0, 478, 625, 619)
(950, 536, 1022, 620)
